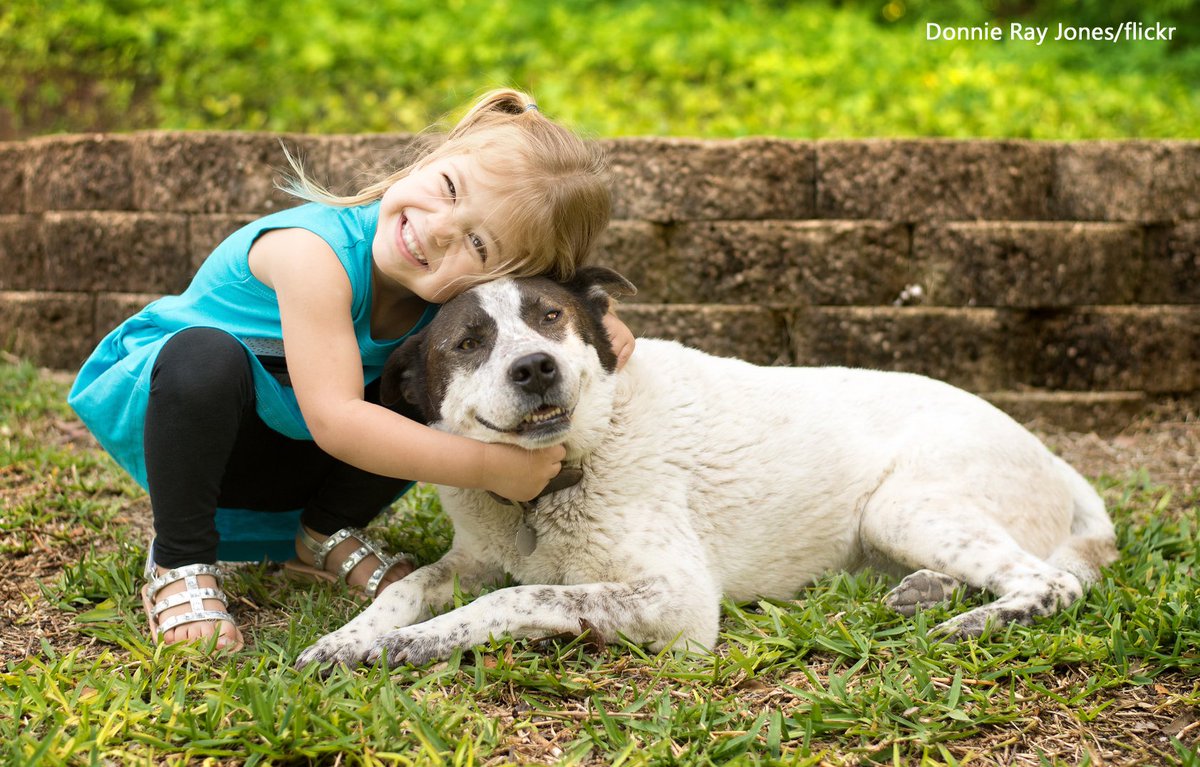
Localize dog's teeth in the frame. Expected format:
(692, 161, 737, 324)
(524, 407, 564, 424)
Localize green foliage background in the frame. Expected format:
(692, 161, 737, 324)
(1, 1, 1197, 138)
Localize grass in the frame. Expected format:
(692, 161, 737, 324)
(2, 0, 1198, 139)
(2, 356, 1198, 766)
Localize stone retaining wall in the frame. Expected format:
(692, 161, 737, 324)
(2, 134, 1197, 431)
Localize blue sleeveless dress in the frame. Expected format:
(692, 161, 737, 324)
(68, 202, 437, 559)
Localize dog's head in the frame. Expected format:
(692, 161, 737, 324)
(381, 266, 636, 449)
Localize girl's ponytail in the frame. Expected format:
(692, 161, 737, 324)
(447, 89, 541, 141)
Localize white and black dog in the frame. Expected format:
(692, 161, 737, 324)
(296, 267, 1117, 669)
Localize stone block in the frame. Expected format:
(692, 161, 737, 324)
(131, 131, 326, 214)
(1054, 141, 1200, 222)
(189, 214, 259, 270)
(23, 134, 135, 211)
(794, 307, 1026, 392)
(917, 222, 1142, 307)
(983, 390, 1148, 434)
(319, 133, 423, 196)
(795, 306, 1200, 393)
(603, 138, 815, 222)
(817, 140, 1055, 221)
(620, 304, 790, 365)
(95, 292, 162, 337)
(1142, 222, 1200, 303)
(662, 221, 913, 305)
(41, 212, 191, 293)
(0, 215, 45, 290)
(0, 143, 24, 213)
(1028, 307, 1200, 392)
(590, 221, 669, 299)
(0, 291, 95, 369)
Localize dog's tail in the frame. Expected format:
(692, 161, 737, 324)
(1047, 456, 1118, 586)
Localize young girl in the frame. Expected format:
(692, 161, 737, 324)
(69, 89, 634, 652)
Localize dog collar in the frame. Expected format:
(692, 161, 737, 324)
(487, 464, 583, 507)
(487, 464, 584, 556)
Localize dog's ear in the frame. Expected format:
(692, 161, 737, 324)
(380, 330, 433, 420)
(564, 266, 637, 373)
(567, 266, 637, 314)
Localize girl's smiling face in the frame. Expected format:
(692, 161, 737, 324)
(373, 152, 514, 304)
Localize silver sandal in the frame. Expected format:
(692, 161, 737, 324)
(141, 544, 243, 650)
(288, 527, 410, 599)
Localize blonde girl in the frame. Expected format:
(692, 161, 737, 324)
(69, 89, 633, 652)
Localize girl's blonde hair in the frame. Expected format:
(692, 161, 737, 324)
(281, 89, 610, 283)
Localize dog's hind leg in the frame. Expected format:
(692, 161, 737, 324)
(884, 569, 976, 616)
(860, 490, 1084, 638)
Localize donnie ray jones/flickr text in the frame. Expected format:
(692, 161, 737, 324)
(926, 21, 1177, 45)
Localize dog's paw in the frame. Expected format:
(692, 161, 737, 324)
(933, 602, 1035, 640)
(884, 569, 964, 617)
(364, 626, 455, 668)
(931, 611, 993, 641)
(294, 630, 377, 672)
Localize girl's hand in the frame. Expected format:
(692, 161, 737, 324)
(603, 312, 636, 370)
(482, 442, 567, 502)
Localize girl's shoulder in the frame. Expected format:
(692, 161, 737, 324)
(251, 201, 381, 247)
(206, 202, 381, 274)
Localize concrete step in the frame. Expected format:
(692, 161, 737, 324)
(618, 302, 1200, 394)
(982, 390, 1151, 434)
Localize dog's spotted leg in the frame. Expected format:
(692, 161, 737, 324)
(884, 569, 972, 616)
(861, 492, 1083, 638)
(930, 562, 1082, 639)
(295, 548, 504, 670)
(363, 575, 712, 666)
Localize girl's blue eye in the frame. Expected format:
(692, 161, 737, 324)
(443, 174, 456, 199)
(470, 234, 488, 263)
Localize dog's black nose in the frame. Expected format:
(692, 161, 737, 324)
(510, 353, 558, 394)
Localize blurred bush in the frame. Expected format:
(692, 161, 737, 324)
(0, 0, 1196, 138)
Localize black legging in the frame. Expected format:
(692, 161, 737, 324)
(143, 327, 413, 568)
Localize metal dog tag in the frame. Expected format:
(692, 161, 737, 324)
(515, 516, 538, 556)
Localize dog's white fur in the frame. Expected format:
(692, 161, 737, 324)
(296, 273, 1117, 668)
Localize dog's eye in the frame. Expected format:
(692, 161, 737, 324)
(458, 338, 479, 351)
(543, 309, 561, 323)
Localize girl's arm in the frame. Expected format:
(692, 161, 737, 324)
(249, 228, 563, 502)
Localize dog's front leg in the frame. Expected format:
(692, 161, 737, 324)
(295, 547, 503, 670)
(363, 576, 709, 667)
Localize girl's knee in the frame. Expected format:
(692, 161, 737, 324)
(160, 327, 246, 365)
(151, 328, 253, 404)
